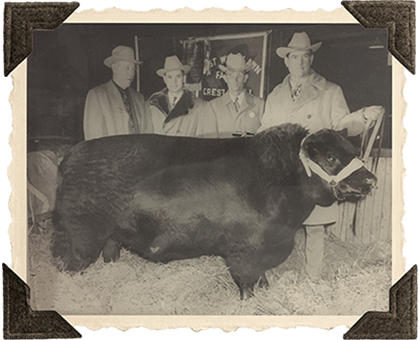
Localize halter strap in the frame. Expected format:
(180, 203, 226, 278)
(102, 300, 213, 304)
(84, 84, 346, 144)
(299, 149, 365, 187)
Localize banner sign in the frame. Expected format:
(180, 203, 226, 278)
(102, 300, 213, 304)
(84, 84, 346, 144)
(182, 31, 270, 101)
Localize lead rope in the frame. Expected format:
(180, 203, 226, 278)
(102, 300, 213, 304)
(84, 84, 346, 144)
(352, 109, 385, 233)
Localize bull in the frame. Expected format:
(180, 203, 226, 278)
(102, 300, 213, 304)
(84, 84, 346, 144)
(52, 123, 377, 299)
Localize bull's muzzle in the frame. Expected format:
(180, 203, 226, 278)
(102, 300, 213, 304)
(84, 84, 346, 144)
(334, 169, 377, 201)
(299, 150, 377, 201)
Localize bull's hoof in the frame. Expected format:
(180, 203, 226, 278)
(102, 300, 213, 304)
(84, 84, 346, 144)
(102, 237, 121, 263)
(63, 257, 92, 272)
(240, 287, 254, 300)
(258, 273, 269, 288)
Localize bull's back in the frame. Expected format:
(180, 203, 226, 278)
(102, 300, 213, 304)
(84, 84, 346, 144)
(60, 134, 250, 176)
(55, 134, 253, 231)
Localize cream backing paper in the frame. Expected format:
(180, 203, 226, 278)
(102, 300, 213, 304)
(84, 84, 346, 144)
(1, 1, 418, 338)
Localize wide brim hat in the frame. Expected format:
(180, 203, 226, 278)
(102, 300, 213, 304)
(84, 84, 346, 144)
(156, 55, 191, 77)
(104, 46, 142, 68)
(219, 53, 252, 73)
(276, 31, 322, 59)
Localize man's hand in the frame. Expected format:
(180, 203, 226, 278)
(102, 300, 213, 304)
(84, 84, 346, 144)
(363, 105, 385, 123)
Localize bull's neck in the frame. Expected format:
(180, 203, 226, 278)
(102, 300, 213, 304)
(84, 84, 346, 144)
(246, 138, 337, 216)
(252, 162, 337, 216)
(298, 165, 337, 207)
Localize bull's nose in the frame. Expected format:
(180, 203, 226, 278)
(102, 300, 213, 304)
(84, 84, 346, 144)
(365, 177, 377, 187)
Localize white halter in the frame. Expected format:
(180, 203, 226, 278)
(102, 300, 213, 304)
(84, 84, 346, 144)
(299, 140, 365, 187)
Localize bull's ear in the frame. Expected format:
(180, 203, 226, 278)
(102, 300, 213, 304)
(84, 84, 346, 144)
(336, 128, 348, 138)
(304, 141, 318, 159)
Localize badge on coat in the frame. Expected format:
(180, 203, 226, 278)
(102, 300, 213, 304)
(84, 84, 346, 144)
(249, 112, 256, 118)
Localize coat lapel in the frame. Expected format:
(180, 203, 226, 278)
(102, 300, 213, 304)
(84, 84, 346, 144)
(149, 88, 170, 116)
(149, 88, 196, 124)
(105, 80, 124, 112)
(222, 91, 256, 116)
(292, 82, 318, 111)
(103, 81, 126, 134)
(288, 71, 326, 112)
(238, 92, 256, 115)
(165, 89, 195, 123)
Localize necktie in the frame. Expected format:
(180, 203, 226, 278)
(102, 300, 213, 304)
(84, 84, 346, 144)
(291, 83, 302, 102)
(121, 90, 131, 113)
(234, 97, 240, 112)
(113, 81, 140, 133)
(172, 96, 177, 110)
(121, 89, 136, 133)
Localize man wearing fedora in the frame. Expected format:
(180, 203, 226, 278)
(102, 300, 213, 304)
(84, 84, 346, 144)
(149, 55, 208, 137)
(83, 46, 153, 140)
(205, 53, 265, 138)
(259, 31, 384, 280)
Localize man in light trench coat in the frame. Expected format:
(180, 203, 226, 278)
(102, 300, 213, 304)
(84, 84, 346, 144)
(258, 31, 384, 280)
(206, 53, 265, 138)
(83, 46, 153, 140)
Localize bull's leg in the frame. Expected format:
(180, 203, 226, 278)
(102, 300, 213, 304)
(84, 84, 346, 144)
(52, 214, 113, 272)
(258, 272, 269, 288)
(240, 286, 254, 300)
(102, 236, 122, 263)
(225, 256, 263, 300)
(53, 229, 103, 271)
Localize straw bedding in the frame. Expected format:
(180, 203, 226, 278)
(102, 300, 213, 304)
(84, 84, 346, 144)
(27, 222, 391, 315)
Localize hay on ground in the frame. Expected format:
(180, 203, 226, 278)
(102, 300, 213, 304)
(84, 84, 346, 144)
(28, 224, 391, 315)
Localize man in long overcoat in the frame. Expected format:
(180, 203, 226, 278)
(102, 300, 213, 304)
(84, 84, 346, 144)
(258, 31, 384, 279)
(83, 46, 153, 140)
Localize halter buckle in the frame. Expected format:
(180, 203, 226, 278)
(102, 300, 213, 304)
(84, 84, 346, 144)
(329, 180, 337, 187)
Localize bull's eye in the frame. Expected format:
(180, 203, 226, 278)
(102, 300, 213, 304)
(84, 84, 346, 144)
(327, 156, 336, 162)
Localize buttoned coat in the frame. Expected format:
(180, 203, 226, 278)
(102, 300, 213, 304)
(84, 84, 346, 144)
(258, 71, 366, 136)
(259, 70, 368, 225)
(83, 80, 153, 140)
(206, 91, 265, 138)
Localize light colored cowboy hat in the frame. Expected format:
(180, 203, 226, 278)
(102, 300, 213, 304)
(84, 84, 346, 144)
(156, 55, 191, 77)
(219, 53, 252, 73)
(104, 46, 142, 68)
(276, 32, 322, 59)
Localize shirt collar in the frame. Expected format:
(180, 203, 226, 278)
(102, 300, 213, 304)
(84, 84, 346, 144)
(283, 70, 327, 91)
(228, 91, 245, 107)
(112, 80, 130, 93)
(168, 91, 182, 106)
(289, 77, 308, 90)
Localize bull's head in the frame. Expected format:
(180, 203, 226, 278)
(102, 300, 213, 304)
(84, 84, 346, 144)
(300, 129, 377, 202)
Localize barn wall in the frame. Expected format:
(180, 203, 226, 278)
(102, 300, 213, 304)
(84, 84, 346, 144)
(331, 151, 392, 244)
(28, 24, 392, 146)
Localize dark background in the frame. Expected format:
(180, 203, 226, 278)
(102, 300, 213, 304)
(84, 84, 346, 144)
(27, 24, 391, 146)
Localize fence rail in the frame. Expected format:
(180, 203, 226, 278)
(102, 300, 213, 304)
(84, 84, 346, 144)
(331, 152, 392, 244)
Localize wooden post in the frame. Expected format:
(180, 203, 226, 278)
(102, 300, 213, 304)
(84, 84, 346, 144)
(134, 36, 140, 93)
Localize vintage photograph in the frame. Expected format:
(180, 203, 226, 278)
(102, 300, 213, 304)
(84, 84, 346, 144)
(25, 22, 392, 316)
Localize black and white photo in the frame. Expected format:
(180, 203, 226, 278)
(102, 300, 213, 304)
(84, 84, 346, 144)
(24, 22, 394, 318)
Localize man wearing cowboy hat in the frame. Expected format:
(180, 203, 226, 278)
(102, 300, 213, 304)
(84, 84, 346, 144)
(258, 31, 384, 280)
(149, 55, 209, 137)
(83, 45, 153, 140)
(205, 53, 265, 138)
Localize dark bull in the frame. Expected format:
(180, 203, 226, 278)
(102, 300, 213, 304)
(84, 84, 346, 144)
(52, 123, 377, 299)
